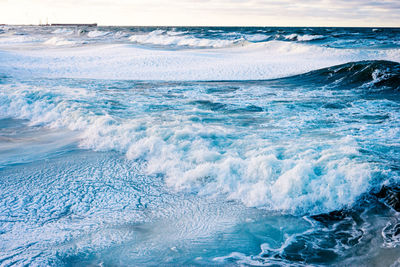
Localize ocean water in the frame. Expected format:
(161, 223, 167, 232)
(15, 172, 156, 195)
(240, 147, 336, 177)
(0, 26, 400, 266)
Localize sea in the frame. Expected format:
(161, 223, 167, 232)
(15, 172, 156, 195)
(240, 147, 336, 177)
(0, 26, 400, 266)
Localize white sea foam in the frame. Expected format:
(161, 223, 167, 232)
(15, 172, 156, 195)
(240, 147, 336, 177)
(0, 35, 41, 46)
(87, 30, 110, 38)
(51, 28, 74, 35)
(245, 34, 269, 42)
(284, 34, 325, 41)
(1, 41, 399, 81)
(43, 37, 76, 46)
(166, 30, 189, 36)
(114, 30, 130, 38)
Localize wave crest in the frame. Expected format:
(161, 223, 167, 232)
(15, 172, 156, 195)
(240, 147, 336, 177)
(291, 60, 400, 91)
(129, 30, 247, 48)
(43, 37, 76, 46)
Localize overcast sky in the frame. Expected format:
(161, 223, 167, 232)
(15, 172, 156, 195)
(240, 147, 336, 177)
(0, 0, 399, 27)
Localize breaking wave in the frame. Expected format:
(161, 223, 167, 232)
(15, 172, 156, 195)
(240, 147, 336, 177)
(283, 33, 325, 41)
(129, 29, 247, 48)
(43, 37, 77, 46)
(1, 61, 398, 215)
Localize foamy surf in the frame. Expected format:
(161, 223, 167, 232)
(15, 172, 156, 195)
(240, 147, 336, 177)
(1, 60, 399, 213)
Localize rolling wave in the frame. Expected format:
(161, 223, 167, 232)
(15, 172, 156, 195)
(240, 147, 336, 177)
(287, 60, 400, 91)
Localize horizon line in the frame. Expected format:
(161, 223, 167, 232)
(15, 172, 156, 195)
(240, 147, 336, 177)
(1, 23, 400, 28)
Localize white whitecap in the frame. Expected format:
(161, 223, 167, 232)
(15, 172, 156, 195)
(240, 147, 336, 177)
(284, 34, 324, 41)
(87, 30, 110, 38)
(51, 28, 74, 35)
(129, 29, 245, 48)
(43, 37, 76, 46)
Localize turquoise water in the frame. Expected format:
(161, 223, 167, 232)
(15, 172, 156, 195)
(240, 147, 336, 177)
(1, 26, 400, 266)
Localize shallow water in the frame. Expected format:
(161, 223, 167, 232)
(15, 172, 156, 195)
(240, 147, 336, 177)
(0, 26, 400, 266)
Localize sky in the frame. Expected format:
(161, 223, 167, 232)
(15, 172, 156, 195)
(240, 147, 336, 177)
(0, 0, 399, 27)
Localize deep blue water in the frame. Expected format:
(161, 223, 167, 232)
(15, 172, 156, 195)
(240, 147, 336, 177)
(0, 26, 400, 266)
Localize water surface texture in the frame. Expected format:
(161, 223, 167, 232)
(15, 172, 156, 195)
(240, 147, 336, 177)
(1, 26, 400, 266)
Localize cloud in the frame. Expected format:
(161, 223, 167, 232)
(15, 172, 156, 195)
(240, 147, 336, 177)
(0, 0, 399, 26)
